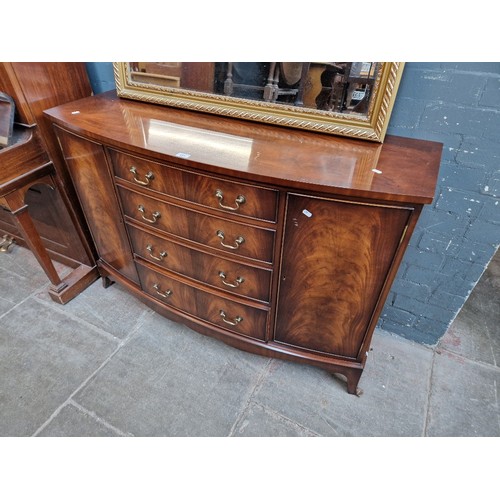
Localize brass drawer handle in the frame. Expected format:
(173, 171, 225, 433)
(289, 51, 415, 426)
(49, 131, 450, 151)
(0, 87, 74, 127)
(153, 283, 172, 299)
(138, 205, 161, 224)
(215, 189, 246, 211)
(219, 310, 243, 326)
(218, 271, 244, 288)
(216, 230, 245, 250)
(146, 244, 167, 261)
(130, 166, 154, 186)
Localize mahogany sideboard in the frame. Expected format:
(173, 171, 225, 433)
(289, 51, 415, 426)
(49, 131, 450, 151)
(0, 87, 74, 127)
(44, 91, 442, 394)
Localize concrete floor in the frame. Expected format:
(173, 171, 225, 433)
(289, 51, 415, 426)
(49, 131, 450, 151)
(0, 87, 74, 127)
(0, 245, 499, 437)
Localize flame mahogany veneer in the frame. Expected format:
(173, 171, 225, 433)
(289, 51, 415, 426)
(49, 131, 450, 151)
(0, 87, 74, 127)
(44, 91, 442, 394)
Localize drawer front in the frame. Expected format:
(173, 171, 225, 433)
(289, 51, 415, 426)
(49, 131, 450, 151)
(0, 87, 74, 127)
(127, 224, 272, 302)
(137, 263, 268, 341)
(109, 148, 278, 222)
(118, 186, 275, 264)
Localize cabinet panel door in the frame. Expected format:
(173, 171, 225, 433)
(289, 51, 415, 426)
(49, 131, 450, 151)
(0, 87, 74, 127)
(54, 127, 139, 284)
(275, 194, 412, 359)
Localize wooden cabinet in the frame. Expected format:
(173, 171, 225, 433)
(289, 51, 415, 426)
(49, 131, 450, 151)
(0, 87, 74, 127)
(0, 63, 96, 268)
(44, 91, 442, 394)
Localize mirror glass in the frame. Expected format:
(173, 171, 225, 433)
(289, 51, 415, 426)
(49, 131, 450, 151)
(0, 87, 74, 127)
(115, 62, 404, 142)
(128, 62, 380, 117)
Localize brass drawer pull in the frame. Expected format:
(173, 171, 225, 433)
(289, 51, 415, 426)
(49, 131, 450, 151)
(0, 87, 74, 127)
(130, 166, 154, 186)
(215, 189, 246, 211)
(218, 271, 244, 288)
(219, 310, 243, 326)
(153, 283, 172, 299)
(216, 230, 245, 250)
(146, 244, 167, 261)
(138, 205, 161, 223)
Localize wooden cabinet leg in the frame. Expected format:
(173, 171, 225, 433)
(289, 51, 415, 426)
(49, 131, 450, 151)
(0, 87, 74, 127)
(328, 366, 363, 395)
(102, 276, 115, 288)
(345, 368, 363, 396)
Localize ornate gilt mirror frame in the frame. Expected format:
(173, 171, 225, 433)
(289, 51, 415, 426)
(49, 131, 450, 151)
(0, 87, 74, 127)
(113, 62, 405, 142)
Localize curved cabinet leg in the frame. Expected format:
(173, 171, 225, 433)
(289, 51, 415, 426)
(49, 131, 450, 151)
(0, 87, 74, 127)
(345, 368, 363, 396)
(327, 366, 363, 395)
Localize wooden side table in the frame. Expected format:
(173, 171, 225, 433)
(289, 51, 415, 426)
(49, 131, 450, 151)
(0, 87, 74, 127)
(0, 127, 98, 304)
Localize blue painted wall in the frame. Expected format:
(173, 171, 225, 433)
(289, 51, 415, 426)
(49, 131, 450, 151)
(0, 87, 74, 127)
(85, 62, 500, 346)
(85, 63, 116, 94)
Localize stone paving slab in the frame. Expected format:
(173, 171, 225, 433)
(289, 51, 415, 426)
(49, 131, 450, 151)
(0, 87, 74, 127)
(0, 247, 51, 315)
(73, 312, 269, 436)
(231, 401, 319, 437)
(438, 253, 500, 367)
(36, 280, 153, 340)
(426, 350, 500, 436)
(0, 298, 118, 436)
(249, 331, 434, 437)
(37, 402, 122, 437)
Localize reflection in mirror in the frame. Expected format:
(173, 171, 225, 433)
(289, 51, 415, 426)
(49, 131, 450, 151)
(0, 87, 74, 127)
(128, 62, 380, 117)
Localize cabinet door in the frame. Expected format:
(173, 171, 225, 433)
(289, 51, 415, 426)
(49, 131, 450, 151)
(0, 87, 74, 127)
(54, 127, 139, 284)
(275, 194, 412, 360)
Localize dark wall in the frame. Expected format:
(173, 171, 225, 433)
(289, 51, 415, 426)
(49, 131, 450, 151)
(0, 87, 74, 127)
(85, 63, 116, 94)
(382, 63, 500, 344)
(85, 62, 500, 345)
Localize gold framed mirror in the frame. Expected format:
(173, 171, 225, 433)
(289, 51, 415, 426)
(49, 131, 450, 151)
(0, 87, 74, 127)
(114, 62, 404, 142)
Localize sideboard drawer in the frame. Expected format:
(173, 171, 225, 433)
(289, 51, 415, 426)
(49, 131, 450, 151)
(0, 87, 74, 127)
(118, 186, 276, 264)
(137, 262, 269, 341)
(127, 223, 272, 302)
(136, 261, 196, 312)
(109, 148, 278, 222)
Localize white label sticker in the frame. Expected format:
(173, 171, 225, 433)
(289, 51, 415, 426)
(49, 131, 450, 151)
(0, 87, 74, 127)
(352, 90, 366, 100)
(176, 152, 191, 159)
(302, 209, 313, 218)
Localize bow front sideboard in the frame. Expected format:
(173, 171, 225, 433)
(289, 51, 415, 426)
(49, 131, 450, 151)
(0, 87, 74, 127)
(44, 91, 441, 394)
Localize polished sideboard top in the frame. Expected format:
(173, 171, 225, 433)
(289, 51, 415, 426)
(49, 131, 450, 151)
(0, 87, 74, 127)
(44, 90, 442, 205)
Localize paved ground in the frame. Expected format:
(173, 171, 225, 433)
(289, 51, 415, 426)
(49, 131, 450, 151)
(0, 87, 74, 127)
(1, 245, 499, 437)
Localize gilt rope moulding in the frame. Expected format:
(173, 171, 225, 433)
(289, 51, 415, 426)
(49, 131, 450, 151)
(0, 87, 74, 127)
(114, 62, 405, 142)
